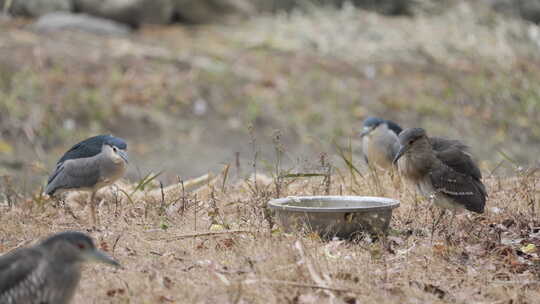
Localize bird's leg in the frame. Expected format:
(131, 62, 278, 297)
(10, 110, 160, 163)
(390, 168, 402, 192)
(430, 209, 446, 243)
(62, 196, 79, 221)
(443, 211, 457, 244)
(89, 191, 98, 227)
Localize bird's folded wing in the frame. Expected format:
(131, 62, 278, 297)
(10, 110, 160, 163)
(46, 158, 101, 194)
(48, 139, 100, 185)
(429, 164, 486, 213)
(47, 162, 64, 184)
(57, 140, 101, 165)
(430, 137, 470, 154)
(0, 248, 43, 298)
(435, 146, 482, 180)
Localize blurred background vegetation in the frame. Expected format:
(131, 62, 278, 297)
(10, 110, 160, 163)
(1, 0, 539, 194)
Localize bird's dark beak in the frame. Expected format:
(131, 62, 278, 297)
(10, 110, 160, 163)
(86, 249, 121, 267)
(360, 126, 372, 138)
(118, 150, 129, 164)
(393, 145, 406, 165)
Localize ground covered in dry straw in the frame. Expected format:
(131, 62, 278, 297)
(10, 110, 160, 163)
(1, 167, 539, 303)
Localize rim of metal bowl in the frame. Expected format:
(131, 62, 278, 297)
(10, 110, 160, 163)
(268, 196, 400, 213)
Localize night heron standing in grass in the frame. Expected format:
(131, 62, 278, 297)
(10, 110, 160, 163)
(45, 135, 128, 225)
(361, 117, 470, 171)
(0, 231, 119, 304)
(360, 117, 403, 170)
(393, 128, 486, 214)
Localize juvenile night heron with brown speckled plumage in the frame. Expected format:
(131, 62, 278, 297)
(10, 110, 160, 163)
(0, 231, 119, 304)
(393, 128, 487, 213)
(45, 135, 128, 224)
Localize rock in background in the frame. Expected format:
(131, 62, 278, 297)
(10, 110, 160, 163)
(2, 0, 540, 27)
(487, 0, 540, 24)
(171, 0, 255, 23)
(32, 12, 131, 35)
(4, 0, 72, 17)
(73, 0, 174, 27)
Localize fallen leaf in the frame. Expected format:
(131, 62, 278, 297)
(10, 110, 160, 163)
(158, 295, 174, 303)
(215, 238, 235, 250)
(106, 289, 125, 297)
(210, 224, 225, 231)
(271, 227, 282, 236)
(333, 272, 359, 283)
(433, 244, 448, 256)
(521, 244, 537, 254)
(162, 276, 173, 289)
(424, 283, 446, 299)
(196, 241, 208, 250)
(0, 140, 13, 154)
(100, 241, 110, 252)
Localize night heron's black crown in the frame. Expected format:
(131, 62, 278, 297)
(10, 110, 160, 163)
(362, 116, 403, 135)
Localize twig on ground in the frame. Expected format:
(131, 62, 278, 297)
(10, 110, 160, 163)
(147, 173, 213, 198)
(149, 229, 254, 241)
(244, 279, 355, 293)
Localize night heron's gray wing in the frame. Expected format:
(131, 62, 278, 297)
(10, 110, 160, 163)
(45, 158, 101, 195)
(431, 148, 486, 213)
(48, 135, 106, 185)
(47, 162, 64, 185)
(57, 141, 98, 165)
(430, 137, 470, 153)
(0, 248, 45, 302)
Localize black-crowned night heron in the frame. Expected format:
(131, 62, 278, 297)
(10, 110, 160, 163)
(360, 117, 403, 170)
(393, 128, 487, 213)
(45, 135, 128, 224)
(360, 117, 470, 170)
(0, 231, 119, 304)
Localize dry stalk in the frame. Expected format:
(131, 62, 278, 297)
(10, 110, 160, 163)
(146, 173, 214, 199)
(244, 279, 356, 292)
(151, 229, 254, 241)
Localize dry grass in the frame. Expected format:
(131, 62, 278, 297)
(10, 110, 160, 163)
(1, 164, 539, 303)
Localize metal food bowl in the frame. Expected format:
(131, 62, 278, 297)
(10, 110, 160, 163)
(268, 196, 400, 238)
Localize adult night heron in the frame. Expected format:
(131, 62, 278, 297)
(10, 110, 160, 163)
(393, 128, 486, 213)
(0, 231, 119, 304)
(360, 117, 403, 170)
(360, 117, 470, 170)
(45, 134, 128, 224)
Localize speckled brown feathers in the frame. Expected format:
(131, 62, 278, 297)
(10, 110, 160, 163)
(394, 128, 487, 213)
(0, 232, 119, 304)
